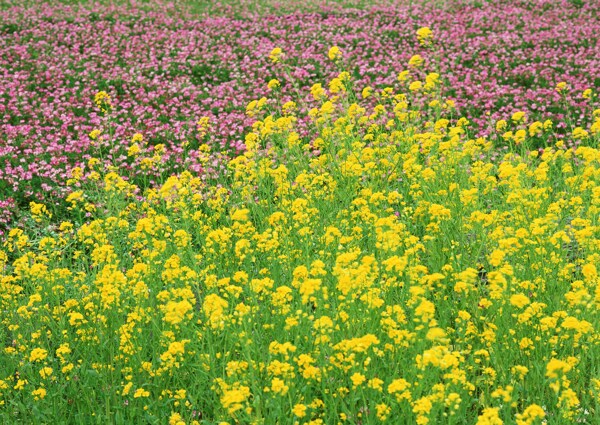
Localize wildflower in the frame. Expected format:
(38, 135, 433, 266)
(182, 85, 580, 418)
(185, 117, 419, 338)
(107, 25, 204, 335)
(320, 101, 335, 115)
(122, 382, 133, 396)
(409, 81, 422, 91)
(169, 413, 185, 425)
(310, 83, 325, 100)
(231, 208, 250, 221)
(30, 202, 51, 222)
(68, 311, 85, 326)
(416, 26, 433, 45)
(282, 101, 296, 114)
(94, 91, 111, 112)
(328, 46, 342, 61)
(89, 129, 101, 140)
(572, 127, 588, 139)
(388, 378, 411, 401)
(329, 77, 345, 93)
(477, 407, 503, 424)
(546, 358, 571, 379)
(128, 143, 141, 157)
(511, 111, 526, 123)
(582, 263, 597, 279)
(555, 82, 568, 93)
(269, 47, 283, 63)
(293, 404, 307, 417)
(376, 403, 391, 420)
(583, 88, 593, 99)
(32, 388, 47, 400)
(29, 348, 48, 363)
(270, 377, 289, 395)
(267, 79, 280, 90)
(516, 405, 545, 425)
(408, 54, 424, 67)
(510, 294, 530, 308)
(197, 116, 210, 137)
(397, 70, 410, 82)
(350, 373, 366, 387)
(133, 388, 150, 398)
(425, 72, 439, 90)
(413, 396, 433, 416)
(220, 386, 250, 414)
(39, 367, 53, 379)
(14, 379, 27, 391)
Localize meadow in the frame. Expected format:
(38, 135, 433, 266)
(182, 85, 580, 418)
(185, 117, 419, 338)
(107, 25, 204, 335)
(1, 0, 600, 423)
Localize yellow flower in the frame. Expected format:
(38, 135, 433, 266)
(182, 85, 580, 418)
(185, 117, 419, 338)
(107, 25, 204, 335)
(328, 46, 342, 61)
(269, 47, 283, 63)
(555, 81, 568, 92)
(329, 77, 344, 93)
(397, 70, 410, 82)
(29, 202, 51, 221)
(94, 91, 111, 112)
(350, 372, 366, 387)
(133, 388, 150, 398)
(292, 404, 307, 417)
(169, 412, 186, 425)
(510, 293, 530, 308)
(416, 26, 433, 45)
(511, 365, 529, 379)
(376, 403, 391, 421)
(32, 388, 47, 400)
(477, 407, 503, 425)
(267, 79, 280, 90)
(29, 348, 48, 363)
(408, 54, 424, 67)
(425, 72, 439, 90)
(413, 396, 433, 415)
(409, 81, 422, 92)
(582, 263, 597, 279)
(89, 129, 101, 140)
(516, 404, 545, 425)
(122, 382, 133, 396)
(220, 386, 250, 414)
(546, 358, 571, 379)
(310, 83, 325, 100)
(511, 111, 526, 123)
(488, 249, 505, 267)
(39, 367, 53, 379)
(320, 101, 335, 116)
(388, 378, 411, 395)
(68, 311, 85, 326)
(282, 101, 296, 114)
(583, 88, 593, 99)
(128, 143, 141, 157)
(270, 377, 289, 395)
(14, 379, 27, 391)
(572, 127, 589, 139)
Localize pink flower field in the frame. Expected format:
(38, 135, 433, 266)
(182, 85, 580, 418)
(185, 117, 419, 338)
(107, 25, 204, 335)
(0, 0, 599, 230)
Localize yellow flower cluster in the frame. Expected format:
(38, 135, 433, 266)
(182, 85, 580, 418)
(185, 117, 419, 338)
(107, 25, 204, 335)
(94, 90, 111, 113)
(2, 51, 600, 423)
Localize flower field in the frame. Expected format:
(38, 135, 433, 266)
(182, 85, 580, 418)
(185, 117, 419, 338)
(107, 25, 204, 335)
(1, 0, 599, 229)
(2, 0, 600, 423)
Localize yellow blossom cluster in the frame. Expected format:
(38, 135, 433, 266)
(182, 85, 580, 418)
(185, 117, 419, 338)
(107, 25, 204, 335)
(2, 50, 600, 424)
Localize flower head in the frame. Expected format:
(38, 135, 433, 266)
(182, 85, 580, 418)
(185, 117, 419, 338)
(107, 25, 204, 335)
(328, 46, 342, 61)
